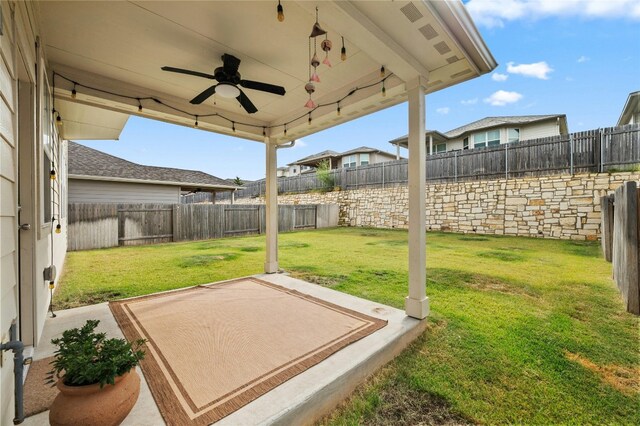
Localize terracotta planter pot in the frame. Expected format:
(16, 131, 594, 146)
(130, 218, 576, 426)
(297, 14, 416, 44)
(49, 369, 141, 426)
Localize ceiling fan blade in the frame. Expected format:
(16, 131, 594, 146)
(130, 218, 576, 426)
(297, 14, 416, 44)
(236, 89, 258, 114)
(240, 79, 286, 96)
(222, 54, 241, 76)
(161, 66, 216, 80)
(190, 85, 217, 105)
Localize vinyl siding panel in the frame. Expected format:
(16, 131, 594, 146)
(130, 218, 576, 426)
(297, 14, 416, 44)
(69, 179, 180, 204)
(520, 120, 560, 141)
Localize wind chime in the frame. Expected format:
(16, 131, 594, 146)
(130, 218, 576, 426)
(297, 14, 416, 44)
(304, 7, 346, 110)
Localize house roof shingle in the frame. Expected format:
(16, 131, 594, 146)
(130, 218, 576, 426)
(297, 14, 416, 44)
(290, 146, 398, 166)
(68, 141, 236, 190)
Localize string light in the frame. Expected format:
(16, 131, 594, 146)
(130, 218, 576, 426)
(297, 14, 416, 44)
(50, 168, 56, 180)
(380, 66, 385, 77)
(277, 1, 284, 22)
(194, 115, 199, 127)
(55, 223, 62, 234)
(53, 72, 391, 140)
(71, 83, 77, 99)
(382, 81, 386, 97)
(341, 37, 347, 61)
(263, 127, 267, 137)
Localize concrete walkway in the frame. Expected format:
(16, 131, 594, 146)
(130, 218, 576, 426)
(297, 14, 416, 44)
(23, 274, 425, 425)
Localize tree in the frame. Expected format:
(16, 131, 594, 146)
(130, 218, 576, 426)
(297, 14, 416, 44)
(233, 176, 244, 186)
(316, 159, 335, 190)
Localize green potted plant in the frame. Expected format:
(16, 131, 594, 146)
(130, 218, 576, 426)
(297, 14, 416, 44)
(48, 320, 146, 426)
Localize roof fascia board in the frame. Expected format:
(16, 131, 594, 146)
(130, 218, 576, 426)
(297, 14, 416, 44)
(425, 0, 497, 75)
(69, 174, 238, 190)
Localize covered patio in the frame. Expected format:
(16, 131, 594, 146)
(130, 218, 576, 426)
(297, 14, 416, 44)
(15, 0, 495, 424)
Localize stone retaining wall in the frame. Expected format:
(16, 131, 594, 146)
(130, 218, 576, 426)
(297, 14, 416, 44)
(228, 172, 640, 240)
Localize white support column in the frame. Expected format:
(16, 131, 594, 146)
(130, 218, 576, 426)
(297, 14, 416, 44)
(265, 137, 279, 273)
(396, 143, 400, 160)
(405, 77, 429, 319)
(429, 135, 433, 156)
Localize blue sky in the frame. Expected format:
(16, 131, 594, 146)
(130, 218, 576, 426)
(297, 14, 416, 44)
(78, 0, 640, 181)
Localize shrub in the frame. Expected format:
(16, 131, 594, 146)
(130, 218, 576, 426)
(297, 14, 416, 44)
(317, 159, 335, 190)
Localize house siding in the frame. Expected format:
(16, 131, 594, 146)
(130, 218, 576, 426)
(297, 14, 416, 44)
(1, 2, 69, 422)
(1, 1, 19, 423)
(69, 179, 180, 204)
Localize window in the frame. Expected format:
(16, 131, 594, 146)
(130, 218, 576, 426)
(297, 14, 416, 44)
(508, 128, 520, 143)
(473, 129, 500, 148)
(344, 155, 357, 168)
(463, 137, 469, 150)
(435, 143, 447, 154)
(359, 153, 369, 166)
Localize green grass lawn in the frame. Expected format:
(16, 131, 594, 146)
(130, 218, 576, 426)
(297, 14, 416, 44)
(56, 228, 640, 425)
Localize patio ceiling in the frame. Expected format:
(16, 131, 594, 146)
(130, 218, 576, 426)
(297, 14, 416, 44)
(36, 0, 496, 143)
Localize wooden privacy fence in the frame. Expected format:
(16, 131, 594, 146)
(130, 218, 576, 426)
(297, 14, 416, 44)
(218, 124, 640, 201)
(600, 181, 640, 315)
(68, 203, 339, 251)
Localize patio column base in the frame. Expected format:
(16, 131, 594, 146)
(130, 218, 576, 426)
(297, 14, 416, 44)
(264, 261, 279, 274)
(405, 296, 429, 319)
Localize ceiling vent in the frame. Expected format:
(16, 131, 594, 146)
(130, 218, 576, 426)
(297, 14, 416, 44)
(400, 3, 423, 23)
(427, 79, 443, 88)
(418, 24, 438, 40)
(434, 41, 451, 55)
(446, 55, 459, 64)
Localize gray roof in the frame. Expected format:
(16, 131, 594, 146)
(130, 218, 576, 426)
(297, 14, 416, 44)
(390, 115, 567, 145)
(291, 146, 398, 166)
(68, 141, 236, 190)
(291, 150, 341, 165)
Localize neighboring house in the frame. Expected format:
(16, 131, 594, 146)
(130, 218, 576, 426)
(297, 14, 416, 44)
(277, 165, 309, 177)
(289, 147, 399, 172)
(68, 142, 237, 204)
(618, 91, 640, 126)
(389, 115, 569, 155)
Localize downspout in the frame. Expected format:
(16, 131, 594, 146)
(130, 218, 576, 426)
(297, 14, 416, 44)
(0, 321, 30, 424)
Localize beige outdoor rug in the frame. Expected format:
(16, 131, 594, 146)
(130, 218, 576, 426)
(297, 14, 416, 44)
(109, 277, 387, 425)
(23, 356, 58, 417)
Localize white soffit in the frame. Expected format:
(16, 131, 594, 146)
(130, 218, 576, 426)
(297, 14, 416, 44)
(57, 99, 129, 140)
(36, 1, 496, 143)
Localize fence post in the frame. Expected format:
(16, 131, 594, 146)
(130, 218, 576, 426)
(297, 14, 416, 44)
(172, 205, 179, 242)
(382, 161, 385, 189)
(569, 133, 574, 176)
(505, 143, 508, 180)
(454, 151, 458, 182)
(355, 165, 358, 189)
(600, 128, 605, 173)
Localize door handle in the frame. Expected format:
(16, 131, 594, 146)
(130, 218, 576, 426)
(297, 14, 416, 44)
(19, 224, 31, 231)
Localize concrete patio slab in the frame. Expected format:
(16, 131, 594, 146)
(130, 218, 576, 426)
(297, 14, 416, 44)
(23, 273, 425, 425)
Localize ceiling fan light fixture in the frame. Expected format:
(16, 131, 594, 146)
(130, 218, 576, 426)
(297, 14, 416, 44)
(216, 83, 240, 98)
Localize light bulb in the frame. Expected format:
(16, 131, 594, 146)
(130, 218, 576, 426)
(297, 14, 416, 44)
(382, 85, 386, 97)
(50, 169, 56, 180)
(341, 47, 346, 61)
(71, 88, 77, 99)
(380, 66, 385, 77)
(277, 1, 284, 22)
(337, 105, 341, 116)
(55, 224, 62, 234)
(56, 115, 63, 128)
(308, 114, 312, 125)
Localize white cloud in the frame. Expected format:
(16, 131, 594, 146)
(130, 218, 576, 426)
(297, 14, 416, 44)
(491, 72, 509, 82)
(461, 98, 479, 105)
(293, 138, 307, 148)
(466, 0, 640, 28)
(484, 90, 523, 106)
(507, 61, 553, 79)
(436, 107, 450, 114)
(577, 55, 590, 63)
